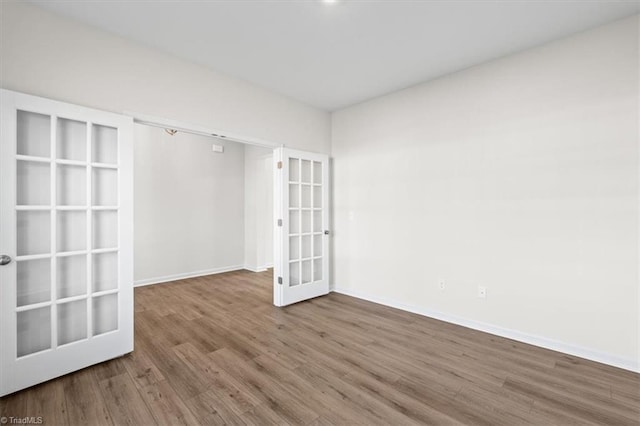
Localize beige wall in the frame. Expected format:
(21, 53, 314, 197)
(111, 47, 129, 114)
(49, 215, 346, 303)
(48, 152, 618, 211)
(331, 16, 639, 369)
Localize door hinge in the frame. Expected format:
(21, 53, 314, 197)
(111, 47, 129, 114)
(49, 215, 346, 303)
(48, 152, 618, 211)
(277, 219, 282, 227)
(277, 161, 283, 169)
(278, 276, 283, 285)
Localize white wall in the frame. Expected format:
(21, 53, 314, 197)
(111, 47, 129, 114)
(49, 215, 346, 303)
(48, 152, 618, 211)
(0, 1, 325, 285)
(331, 16, 639, 369)
(244, 145, 274, 272)
(4, 0, 638, 370)
(134, 125, 245, 285)
(0, 2, 330, 154)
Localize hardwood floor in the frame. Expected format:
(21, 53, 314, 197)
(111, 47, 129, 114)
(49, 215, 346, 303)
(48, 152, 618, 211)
(1, 269, 639, 425)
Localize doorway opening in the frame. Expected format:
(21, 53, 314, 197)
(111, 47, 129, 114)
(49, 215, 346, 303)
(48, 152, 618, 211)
(132, 123, 274, 287)
(130, 113, 331, 307)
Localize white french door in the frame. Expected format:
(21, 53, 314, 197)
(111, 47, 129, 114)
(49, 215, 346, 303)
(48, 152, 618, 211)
(0, 90, 133, 396)
(274, 148, 329, 307)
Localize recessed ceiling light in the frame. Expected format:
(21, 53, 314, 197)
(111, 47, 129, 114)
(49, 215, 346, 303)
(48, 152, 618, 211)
(323, 0, 338, 3)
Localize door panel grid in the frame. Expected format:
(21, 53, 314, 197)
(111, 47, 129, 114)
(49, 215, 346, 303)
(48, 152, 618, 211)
(1, 90, 133, 396)
(13, 113, 121, 357)
(274, 148, 329, 307)
(288, 158, 324, 287)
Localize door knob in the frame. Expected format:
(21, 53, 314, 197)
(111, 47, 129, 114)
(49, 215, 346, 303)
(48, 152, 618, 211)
(324, 230, 330, 235)
(0, 255, 12, 266)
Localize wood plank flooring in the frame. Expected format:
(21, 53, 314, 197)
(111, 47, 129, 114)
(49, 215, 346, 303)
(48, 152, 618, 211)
(1, 269, 639, 425)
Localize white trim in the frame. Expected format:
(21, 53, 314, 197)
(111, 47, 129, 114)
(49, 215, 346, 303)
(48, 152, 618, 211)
(134, 265, 244, 287)
(332, 286, 639, 373)
(243, 263, 274, 273)
(273, 148, 284, 306)
(125, 111, 281, 149)
(244, 265, 267, 273)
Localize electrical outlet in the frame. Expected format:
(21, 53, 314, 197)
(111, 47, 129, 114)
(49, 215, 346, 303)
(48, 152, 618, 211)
(477, 285, 487, 298)
(439, 279, 446, 291)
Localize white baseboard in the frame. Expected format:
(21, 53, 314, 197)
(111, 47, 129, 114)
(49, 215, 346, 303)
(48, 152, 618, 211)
(243, 263, 274, 273)
(134, 265, 245, 287)
(332, 286, 639, 373)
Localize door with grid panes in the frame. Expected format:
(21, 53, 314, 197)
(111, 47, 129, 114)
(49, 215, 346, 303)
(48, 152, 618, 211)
(274, 148, 329, 306)
(0, 90, 133, 396)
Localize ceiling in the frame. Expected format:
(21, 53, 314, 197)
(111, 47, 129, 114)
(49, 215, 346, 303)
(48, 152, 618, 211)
(30, 0, 640, 111)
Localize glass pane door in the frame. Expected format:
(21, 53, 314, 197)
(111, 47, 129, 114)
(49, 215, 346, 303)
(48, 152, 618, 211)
(274, 148, 329, 307)
(1, 89, 133, 397)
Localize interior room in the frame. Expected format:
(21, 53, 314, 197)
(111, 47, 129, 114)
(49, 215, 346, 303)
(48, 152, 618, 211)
(133, 123, 274, 286)
(0, 1, 638, 425)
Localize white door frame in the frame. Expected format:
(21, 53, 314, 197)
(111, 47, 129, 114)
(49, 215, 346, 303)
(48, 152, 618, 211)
(127, 112, 281, 150)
